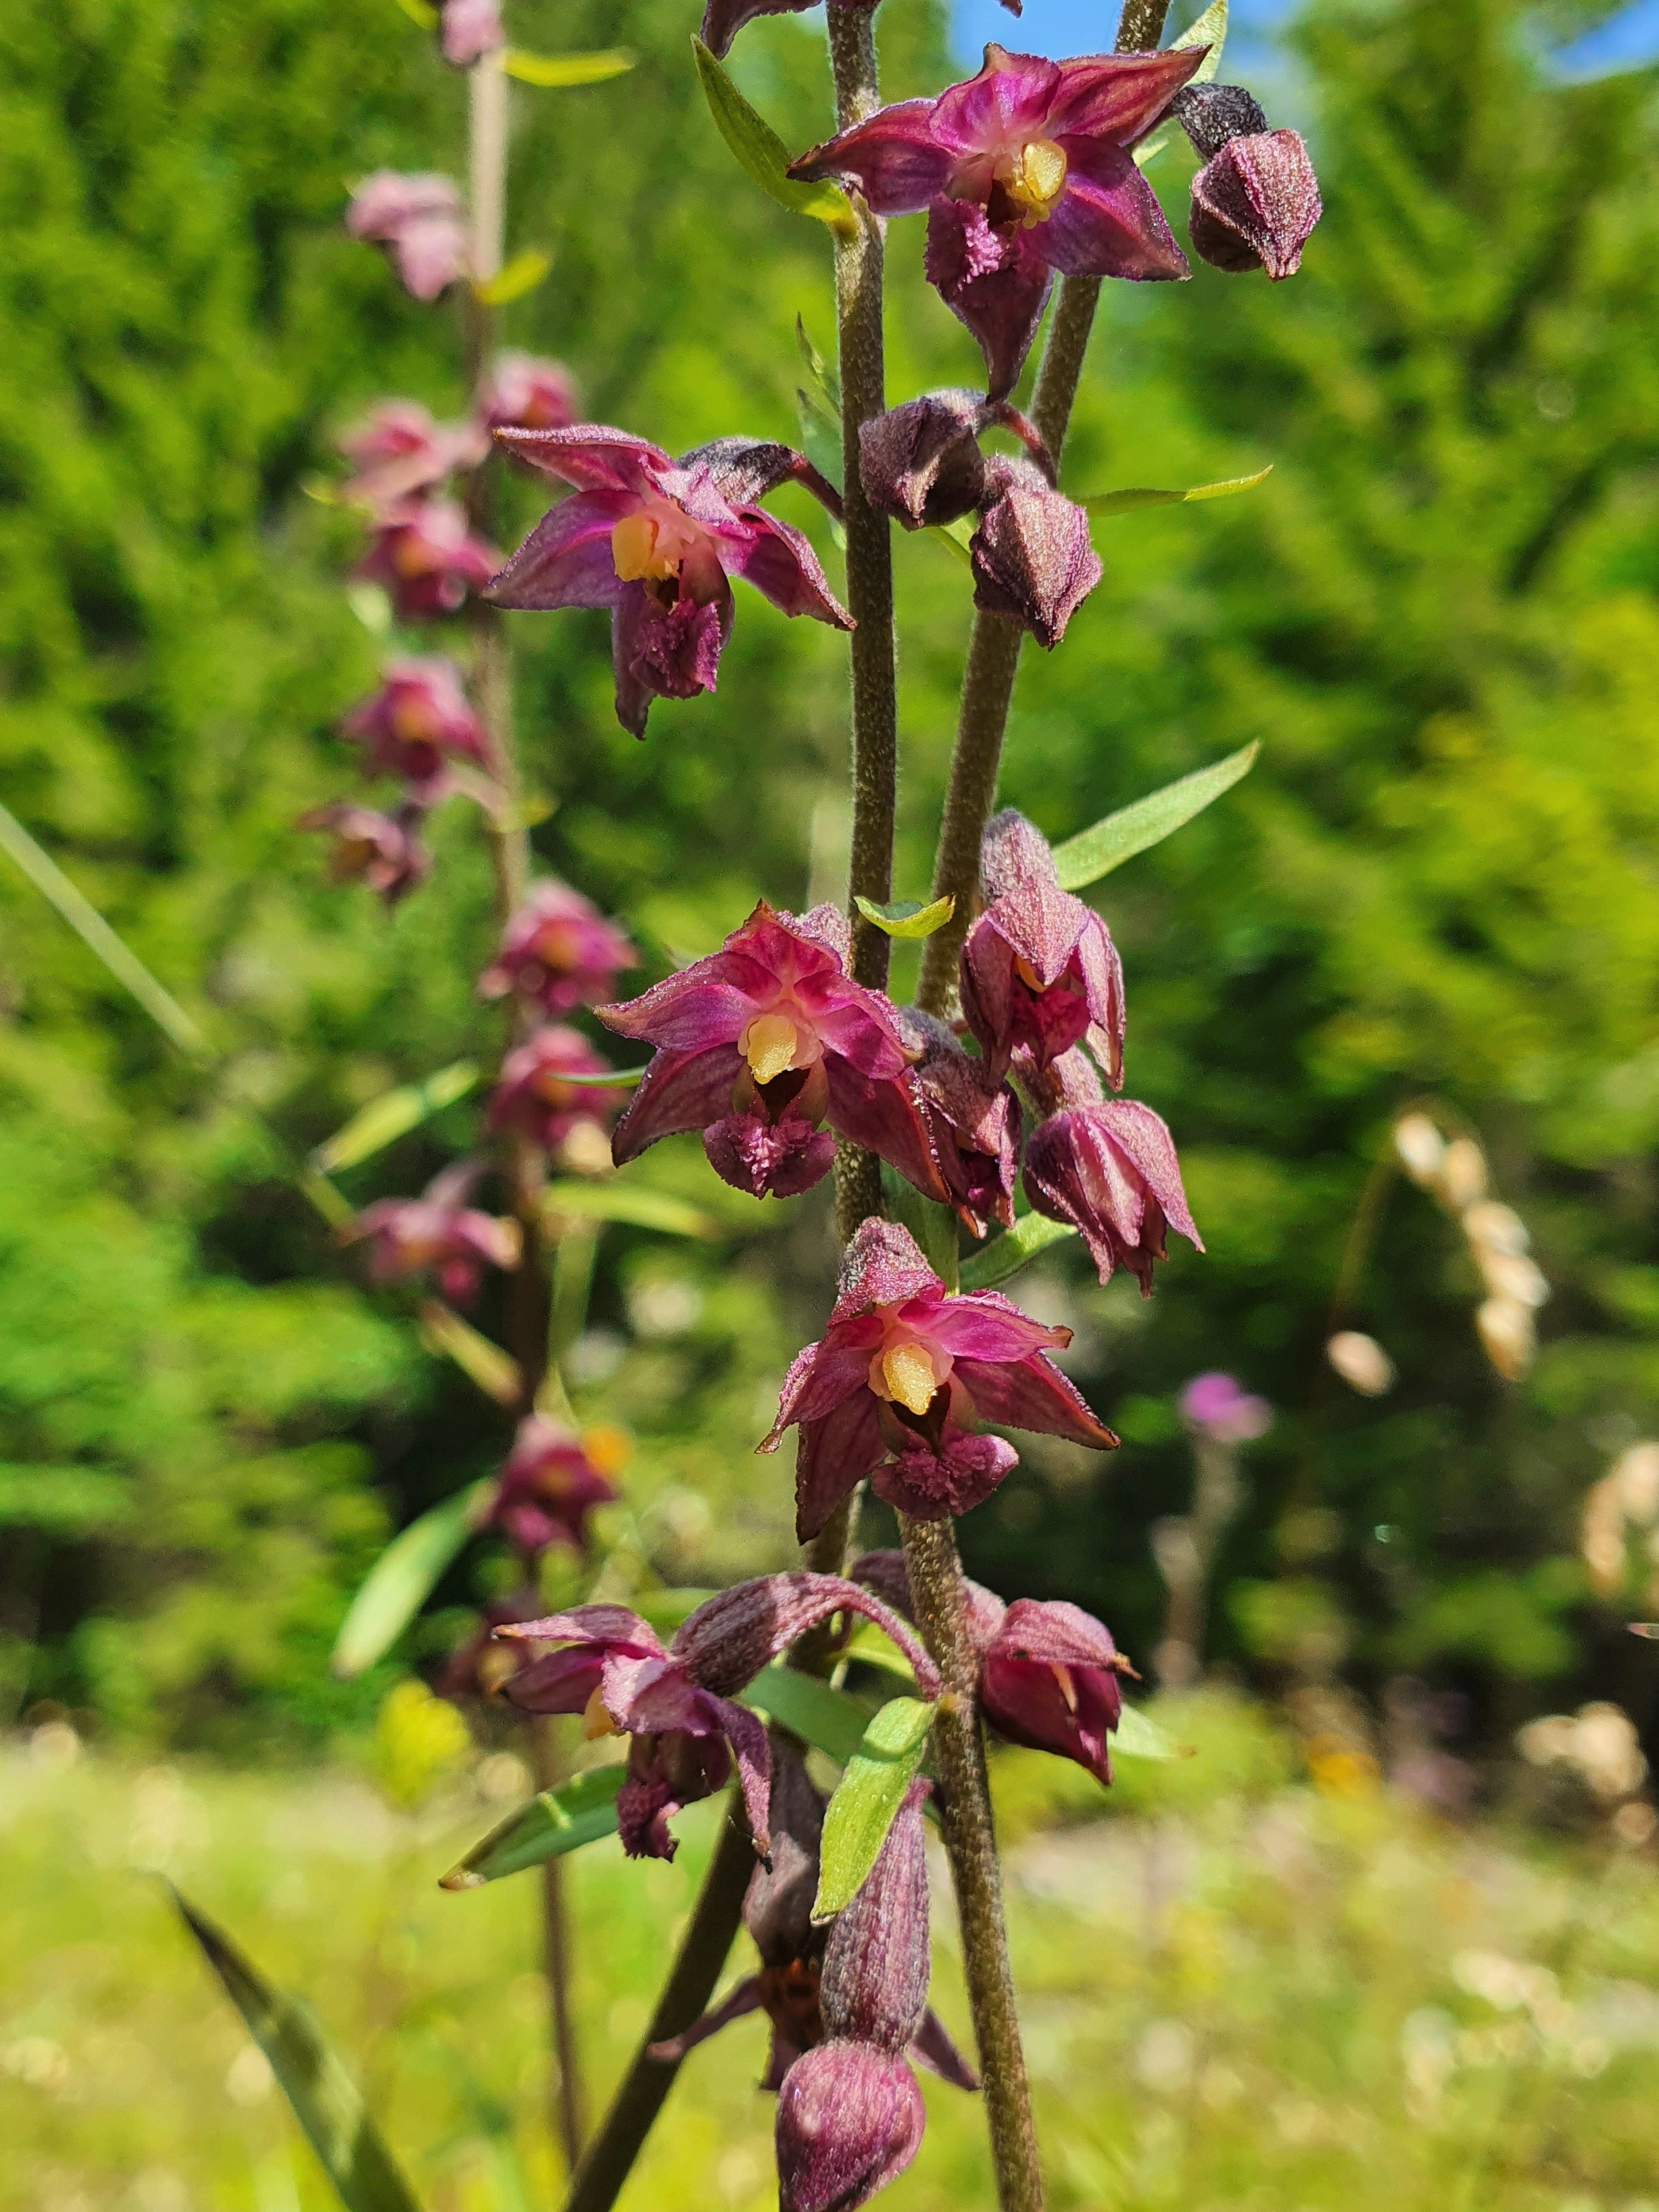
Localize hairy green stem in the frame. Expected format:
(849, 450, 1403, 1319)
(915, 5, 1173, 1014)
(901, 1514, 1044, 2211)
(827, 7, 896, 1240)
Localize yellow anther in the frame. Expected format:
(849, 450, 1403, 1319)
(610, 499, 701, 583)
(581, 1684, 619, 1741)
(1004, 138, 1068, 223)
(742, 1012, 802, 1086)
(880, 1341, 940, 1417)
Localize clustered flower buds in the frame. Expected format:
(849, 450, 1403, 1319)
(1170, 81, 1322, 280)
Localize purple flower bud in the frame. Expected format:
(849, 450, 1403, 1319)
(298, 801, 431, 905)
(485, 1414, 623, 1560)
(1190, 128, 1322, 281)
(775, 2044, 926, 2212)
(1178, 1371, 1272, 1443)
(980, 1598, 1126, 1784)
(356, 498, 498, 621)
(479, 879, 637, 1014)
(969, 457, 1101, 649)
(860, 392, 990, 530)
(340, 657, 487, 798)
(488, 1025, 629, 1149)
(896, 1009, 1021, 1240)
(821, 1780, 932, 2052)
(345, 172, 469, 301)
(1169, 82, 1269, 159)
(477, 352, 579, 436)
(437, 0, 504, 66)
(337, 402, 489, 510)
(1021, 1053, 1201, 1294)
(961, 813, 1125, 1084)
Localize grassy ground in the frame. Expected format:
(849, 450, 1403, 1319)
(7, 1695, 1659, 2212)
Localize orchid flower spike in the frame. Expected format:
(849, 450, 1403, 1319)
(597, 901, 947, 1207)
(356, 498, 498, 621)
(762, 1218, 1116, 1539)
(960, 810, 1126, 1084)
(1022, 1049, 1202, 1293)
(337, 402, 489, 511)
(498, 1574, 940, 1860)
(790, 44, 1201, 395)
(485, 427, 850, 735)
(1170, 82, 1322, 280)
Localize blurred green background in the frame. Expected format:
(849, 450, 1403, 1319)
(7, 0, 1659, 1772)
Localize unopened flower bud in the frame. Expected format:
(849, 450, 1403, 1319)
(860, 391, 990, 529)
(1189, 127, 1322, 281)
(1437, 1137, 1488, 1210)
(1170, 82, 1270, 159)
(775, 2042, 925, 2212)
(820, 1780, 932, 2052)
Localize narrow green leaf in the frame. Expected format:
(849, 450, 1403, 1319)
(1084, 464, 1271, 518)
(957, 1211, 1076, 1291)
(927, 514, 975, 568)
(838, 1625, 923, 1685)
(796, 314, 840, 410)
(543, 1180, 717, 1238)
(1115, 1702, 1196, 1761)
(0, 798, 211, 1061)
(439, 1767, 627, 1889)
(1050, 742, 1259, 892)
(310, 1061, 479, 1176)
(853, 893, 955, 940)
(416, 1301, 523, 1405)
(692, 41, 857, 233)
(502, 46, 635, 86)
(332, 1479, 494, 1681)
(1134, 0, 1227, 164)
(546, 1064, 646, 1087)
(813, 1698, 936, 1919)
(0, 1465, 132, 1533)
(739, 1664, 873, 1766)
(299, 1169, 357, 1232)
(472, 249, 552, 306)
(172, 1890, 423, 2212)
(390, 0, 437, 27)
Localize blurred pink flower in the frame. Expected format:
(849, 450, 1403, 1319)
(345, 171, 469, 301)
(340, 656, 487, 796)
(1178, 1370, 1272, 1443)
(298, 801, 430, 904)
(356, 498, 498, 621)
(479, 878, 637, 1014)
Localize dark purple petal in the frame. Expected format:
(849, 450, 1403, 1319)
(859, 391, 990, 531)
(992, 1594, 1121, 1671)
(872, 1425, 1019, 1520)
(611, 583, 734, 737)
(923, 198, 1051, 402)
(821, 1061, 951, 1207)
(788, 101, 956, 215)
(497, 1603, 665, 1654)
(646, 1976, 765, 2063)
(1023, 1097, 1201, 1292)
(928, 45, 1062, 157)
(979, 1646, 1120, 1782)
(703, 1106, 838, 1199)
(608, 1044, 744, 1163)
(485, 489, 635, 610)
(955, 1352, 1119, 1448)
(699, 0, 819, 55)
(763, 1334, 886, 1447)
(969, 458, 1102, 648)
(1041, 139, 1190, 281)
(821, 1778, 932, 2050)
(719, 1692, 777, 1851)
(922, 1287, 1071, 1364)
(1044, 44, 1206, 142)
(716, 511, 854, 627)
(830, 1218, 946, 1323)
(795, 1391, 888, 1543)
(491, 423, 674, 497)
(911, 2009, 979, 2090)
(672, 1572, 940, 1700)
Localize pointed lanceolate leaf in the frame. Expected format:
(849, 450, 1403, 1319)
(957, 1210, 1077, 1291)
(439, 1767, 627, 1888)
(332, 1478, 494, 1680)
(472, 250, 552, 306)
(172, 1890, 423, 2212)
(1050, 742, 1259, 891)
(502, 47, 634, 86)
(693, 41, 857, 234)
(390, 0, 438, 27)
(1114, 1702, 1195, 1760)
(1134, 0, 1228, 165)
(739, 1663, 875, 1766)
(545, 1064, 646, 1087)
(1084, 465, 1270, 519)
(415, 1301, 522, 1405)
(542, 1180, 717, 1238)
(310, 1061, 479, 1176)
(853, 894, 955, 940)
(813, 1698, 936, 1920)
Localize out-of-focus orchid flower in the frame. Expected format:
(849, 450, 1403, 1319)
(1171, 83, 1322, 280)
(345, 171, 471, 302)
(487, 1024, 629, 1150)
(598, 902, 946, 1206)
(762, 1218, 1116, 1539)
(478, 878, 638, 1013)
(960, 811, 1124, 1084)
(1022, 1047, 1201, 1293)
(356, 498, 498, 621)
(437, 0, 504, 66)
(339, 657, 487, 796)
(484, 426, 849, 736)
(478, 352, 580, 436)
(436, 1591, 542, 1704)
(341, 1162, 521, 1305)
(500, 1574, 940, 1860)
(484, 1414, 623, 1558)
(789, 45, 1201, 395)
(298, 800, 431, 904)
(969, 456, 1100, 648)
(896, 1008, 1020, 1239)
(337, 401, 489, 510)
(1178, 1371, 1272, 1444)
